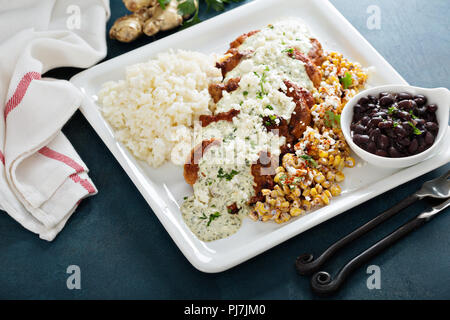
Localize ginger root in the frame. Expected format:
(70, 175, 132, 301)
(123, 0, 157, 12)
(110, 0, 197, 42)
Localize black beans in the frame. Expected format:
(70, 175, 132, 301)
(350, 91, 439, 158)
(408, 139, 418, 153)
(388, 146, 402, 158)
(375, 149, 388, 157)
(361, 116, 370, 126)
(424, 131, 435, 145)
(397, 92, 413, 101)
(358, 96, 370, 105)
(378, 120, 393, 129)
(367, 141, 377, 153)
(394, 124, 407, 137)
(379, 95, 394, 107)
(353, 134, 370, 146)
(397, 111, 411, 121)
(425, 121, 438, 132)
(414, 94, 427, 106)
(399, 137, 411, 146)
(354, 124, 366, 134)
(377, 134, 390, 149)
(427, 104, 438, 112)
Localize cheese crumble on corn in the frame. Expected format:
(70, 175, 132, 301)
(251, 52, 368, 223)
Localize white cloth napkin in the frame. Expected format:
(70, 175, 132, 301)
(0, 0, 110, 240)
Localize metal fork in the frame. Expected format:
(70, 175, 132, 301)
(295, 170, 450, 294)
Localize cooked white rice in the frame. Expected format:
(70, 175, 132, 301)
(98, 50, 221, 167)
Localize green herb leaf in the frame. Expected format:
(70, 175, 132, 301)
(408, 121, 422, 135)
(340, 72, 353, 89)
(300, 155, 318, 168)
(265, 105, 273, 110)
(409, 109, 418, 119)
(243, 91, 248, 96)
(178, 0, 197, 16)
(282, 48, 294, 55)
(199, 213, 207, 220)
(205, 0, 224, 11)
(158, 0, 171, 10)
(207, 212, 221, 226)
(388, 106, 397, 115)
(324, 110, 341, 128)
(217, 168, 239, 181)
(177, 1, 245, 28)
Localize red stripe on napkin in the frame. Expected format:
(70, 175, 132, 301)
(70, 173, 96, 194)
(4, 71, 41, 119)
(38, 146, 84, 173)
(38, 146, 95, 194)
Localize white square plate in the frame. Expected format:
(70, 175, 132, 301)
(71, 0, 450, 272)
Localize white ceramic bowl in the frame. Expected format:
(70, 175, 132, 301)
(341, 85, 450, 168)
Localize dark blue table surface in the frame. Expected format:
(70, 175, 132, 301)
(0, 0, 449, 300)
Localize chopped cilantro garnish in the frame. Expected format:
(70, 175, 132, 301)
(300, 155, 318, 168)
(266, 105, 274, 110)
(388, 106, 397, 115)
(340, 72, 353, 89)
(324, 110, 341, 128)
(217, 168, 239, 181)
(243, 91, 248, 96)
(283, 48, 294, 55)
(409, 110, 418, 119)
(408, 121, 422, 135)
(207, 212, 221, 227)
(183, 196, 188, 200)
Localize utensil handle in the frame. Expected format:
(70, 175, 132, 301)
(310, 215, 427, 296)
(296, 193, 419, 275)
